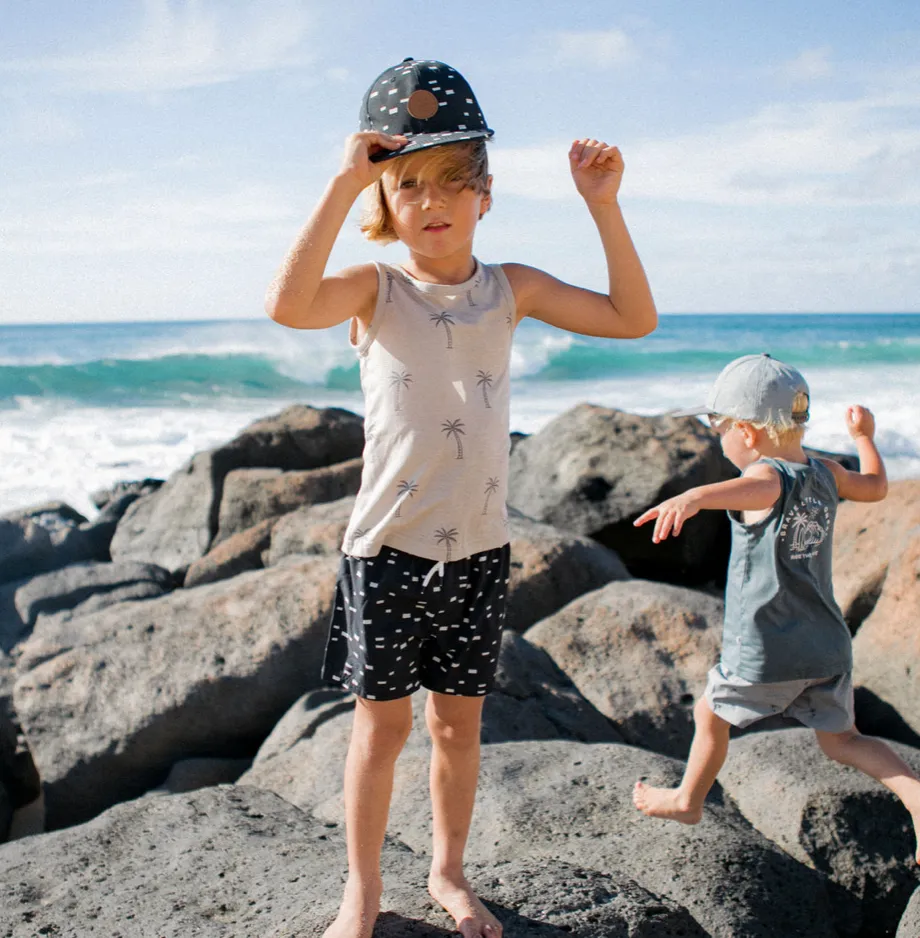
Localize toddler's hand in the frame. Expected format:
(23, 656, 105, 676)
(633, 492, 700, 543)
(569, 139, 623, 206)
(845, 405, 876, 441)
(338, 132, 408, 191)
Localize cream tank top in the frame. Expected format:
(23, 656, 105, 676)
(342, 259, 516, 562)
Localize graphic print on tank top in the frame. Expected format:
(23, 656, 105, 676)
(430, 311, 455, 349)
(779, 496, 831, 560)
(482, 477, 499, 515)
(476, 370, 493, 408)
(434, 526, 459, 561)
(390, 369, 412, 412)
(441, 419, 466, 459)
(394, 479, 419, 517)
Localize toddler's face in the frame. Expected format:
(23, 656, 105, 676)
(709, 414, 756, 470)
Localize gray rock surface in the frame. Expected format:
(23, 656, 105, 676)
(214, 458, 363, 544)
(526, 579, 722, 758)
(266, 496, 355, 563)
(720, 728, 920, 937)
(13, 555, 339, 829)
(507, 404, 736, 586)
(13, 560, 174, 628)
(184, 517, 275, 588)
(898, 887, 920, 938)
(504, 509, 630, 632)
(310, 739, 836, 938)
(109, 405, 364, 574)
(0, 785, 706, 937)
(154, 756, 252, 794)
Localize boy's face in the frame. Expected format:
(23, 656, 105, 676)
(709, 414, 758, 471)
(381, 150, 491, 260)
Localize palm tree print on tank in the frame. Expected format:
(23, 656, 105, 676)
(441, 419, 466, 459)
(482, 477, 499, 515)
(395, 479, 419, 517)
(476, 370, 493, 408)
(466, 289, 477, 307)
(385, 271, 395, 303)
(435, 526, 459, 562)
(430, 311, 455, 349)
(390, 370, 412, 412)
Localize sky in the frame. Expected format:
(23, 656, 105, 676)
(1, 0, 919, 323)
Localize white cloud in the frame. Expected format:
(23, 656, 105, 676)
(551, 29, 638, 69)
(1, 0, 315, 93)
(777, 47, 833, 83)
(490, 78, 920, 208)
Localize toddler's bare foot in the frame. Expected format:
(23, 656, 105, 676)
(633, 780, 703, 825)
(322, 878, 382, 938)
(428, 870, 502, 938)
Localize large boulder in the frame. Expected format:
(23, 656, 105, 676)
(183, 517, 275, 588)
(833, 480, 920, 633)
(311, 740, 837, 938)
(109, 405, 364, 574)
(213, 458, 363, 544)
(899, 888, 920, 938)
(526, 579, 722, 758)
(852, 525, 920, 740)
(0, 785, 705, 937)
(266, 496, 356, 563)
(13, 560, 175, 628)
(241, 629, 621, 810)
(719, 728, 920, 938)
(12, 555, 339, 829)
(508, 404, 736, 586)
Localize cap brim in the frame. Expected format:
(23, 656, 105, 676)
(665, 404, 708, 418)
(369, 129, 494, 163)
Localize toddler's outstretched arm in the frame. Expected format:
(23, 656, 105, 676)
(819, 405, 888, 502)
(634, 462, 781, 543)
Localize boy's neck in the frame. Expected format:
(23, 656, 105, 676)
(401, 251, 477, 285)
(751, 439, 809, 466)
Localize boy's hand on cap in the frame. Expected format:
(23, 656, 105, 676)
(569, 139, 624, 206)
(338, 132, 408, 191)
(846, 405, 876, 441)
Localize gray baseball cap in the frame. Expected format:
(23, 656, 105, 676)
(673, 353, 810, 425)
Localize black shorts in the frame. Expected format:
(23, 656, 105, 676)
(322, 543, 510, 701)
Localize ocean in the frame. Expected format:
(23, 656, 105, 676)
(1, 313, 919, 519)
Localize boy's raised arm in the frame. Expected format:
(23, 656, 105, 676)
(634, 462, 782, 543)
(506, 139, 658, 339)
(819, 405, 888, 503)
(265, 132, 406, 330)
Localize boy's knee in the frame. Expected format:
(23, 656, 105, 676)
(354, 700, 413, 755)
(816, 728, 858, 763)
(693, 695, 715, 725)
(426, 705, 481, 751)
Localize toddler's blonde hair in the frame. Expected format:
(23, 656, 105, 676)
(712, 390, 811, 446)
(361, 139, 490, 245)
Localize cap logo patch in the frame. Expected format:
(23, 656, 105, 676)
(407, 89, 439, 120)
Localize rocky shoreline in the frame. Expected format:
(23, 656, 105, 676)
(1, 403, 918, 937)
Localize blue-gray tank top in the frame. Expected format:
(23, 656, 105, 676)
(721, 457, 852, 683)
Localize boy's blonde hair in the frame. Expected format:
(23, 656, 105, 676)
(361, 140, 491, 244)
(712, 391, 811, 446)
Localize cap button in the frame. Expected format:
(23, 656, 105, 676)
(402, 57, 414, 62)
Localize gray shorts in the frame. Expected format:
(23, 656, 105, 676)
(704, 664, 855, 732)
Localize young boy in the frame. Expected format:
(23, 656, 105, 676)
(266, 58, 657, 938)
(631, 353, 920, 864)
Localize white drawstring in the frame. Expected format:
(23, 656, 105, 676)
(422, 560, 445, 587)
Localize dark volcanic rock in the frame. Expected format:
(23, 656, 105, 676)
(109, 405, 364, 574)
(719, 728, 920, 938)
(12, 555, 339, 830)
(0, 785, 706, 937)
(526, 579, 722, 758)
(508, 404, 736, 586)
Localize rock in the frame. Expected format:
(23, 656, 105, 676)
(241, 630, 621, 810)
(154, 757, 252, 794)
(852, 526, 920, 741)
(833, 480, 920, 633)
(90, 478, 162, 512)
(13, 560, 175, 628)
(898, 887, 920, 938)
(508, 404, 736, 586)
(184, 518, 275, 588)
(12, 555, 339, 830)
(526, 579, 722, 758)
(719, 728, 920, 938)
(267, 496, 356, 564)
(0, 578, 28, 652)
(110, 405, 365, 574)
(214, 458, 363, 544)
(0, 785, 705, 937)
(309, 740, 836, 938)
(504, 509, 630, 632)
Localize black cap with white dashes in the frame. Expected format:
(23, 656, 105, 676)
(360, 58, 494, 162)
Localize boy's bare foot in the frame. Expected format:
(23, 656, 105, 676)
(428, 870, 502, 938)
(633, 780, 703, 825)
(322, 878, 382, 938)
